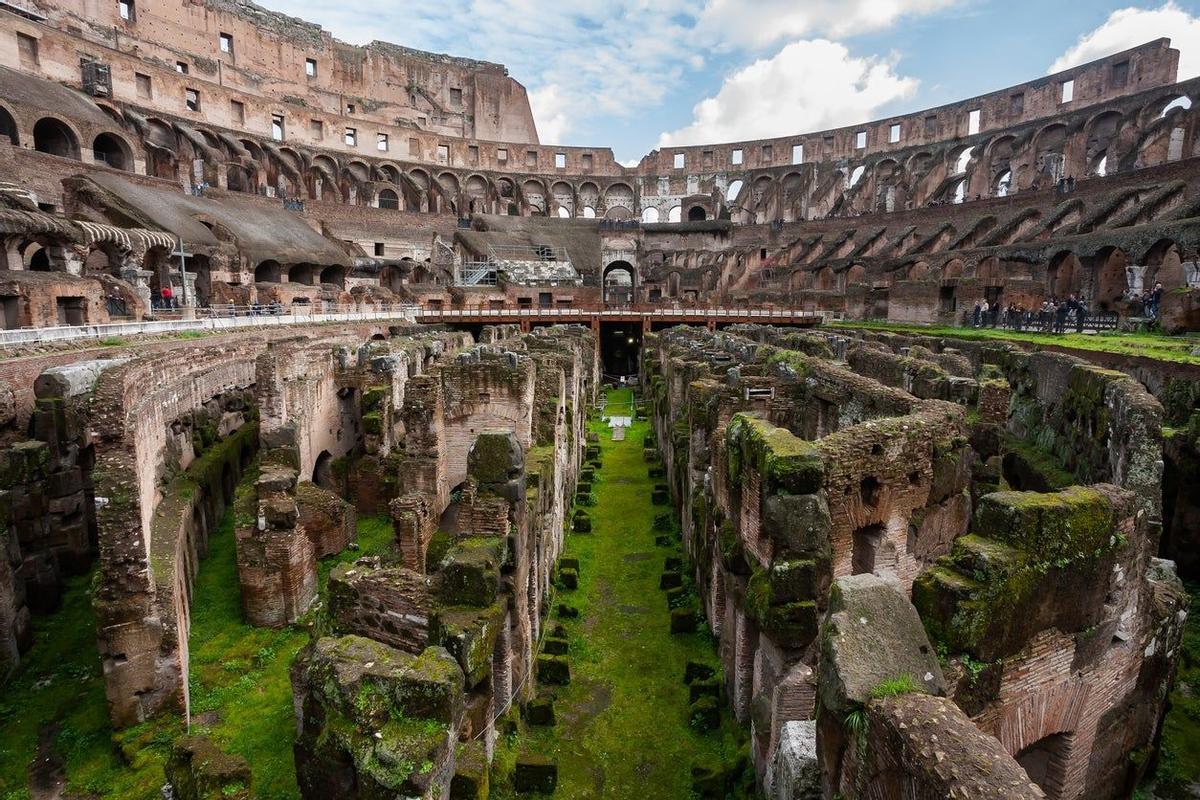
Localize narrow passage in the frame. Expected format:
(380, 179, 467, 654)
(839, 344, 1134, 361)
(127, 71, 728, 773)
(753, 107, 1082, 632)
(493, 388, 744, 798)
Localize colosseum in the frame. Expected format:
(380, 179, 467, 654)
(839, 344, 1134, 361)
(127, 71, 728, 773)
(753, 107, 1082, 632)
(0, 1, 1197, 798)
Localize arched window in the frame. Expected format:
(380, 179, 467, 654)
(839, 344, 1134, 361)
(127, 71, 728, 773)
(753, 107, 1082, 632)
(255, 260, 282, 282)
(0, 106, 17, 146)
(687, 206, 706, 221)
(92, 133, 131, 170)
(726, 179, 744, 202)
(995, 170, 1012, 197)
(378, 188, 400, 210)
(33, 118, 79, 159)
(581, 205, 596, 218)
(848, 165, 866, 187)
(557, 206, 571, 218)
(641, 207, 660, 223)
(952, 179, 966, 205)
(668, 206, 682, 223)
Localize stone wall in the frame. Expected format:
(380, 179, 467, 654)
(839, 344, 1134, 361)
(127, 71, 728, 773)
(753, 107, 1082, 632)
(643, 323, 1185, 799)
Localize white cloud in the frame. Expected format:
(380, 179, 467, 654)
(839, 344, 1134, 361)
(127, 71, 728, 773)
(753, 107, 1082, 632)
(259, 0, 956, 152)
(658, 40, 918, 146)
(695, 0, 961, 50)
(1049, 2, 1200, 80)
(528, 85, 569, 145)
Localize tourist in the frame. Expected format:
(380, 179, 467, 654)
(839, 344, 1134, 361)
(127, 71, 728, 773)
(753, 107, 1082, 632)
(161, 284, 174, 310)
(971, 301, 981, 327)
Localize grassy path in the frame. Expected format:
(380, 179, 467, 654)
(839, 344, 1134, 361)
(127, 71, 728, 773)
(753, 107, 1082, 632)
(493, 388, 744, 798)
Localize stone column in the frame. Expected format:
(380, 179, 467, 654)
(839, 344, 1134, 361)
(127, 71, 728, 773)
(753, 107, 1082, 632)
(1126, 264, 1148, 295)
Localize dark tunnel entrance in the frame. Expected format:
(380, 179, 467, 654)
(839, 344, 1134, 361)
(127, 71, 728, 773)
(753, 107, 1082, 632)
(600, 321, 642, 380)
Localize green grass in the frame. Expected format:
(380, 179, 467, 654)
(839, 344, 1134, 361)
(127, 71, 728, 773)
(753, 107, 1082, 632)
(1146, 581, 1200, 795)
(829, 321, 1200, 365)
(491, 388, 745, 799)
(0, 510, 396, 800)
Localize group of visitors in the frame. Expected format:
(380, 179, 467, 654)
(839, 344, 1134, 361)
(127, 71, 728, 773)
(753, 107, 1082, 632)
(1125, 282, 1164, 319)
(970, 295, 1091, 334)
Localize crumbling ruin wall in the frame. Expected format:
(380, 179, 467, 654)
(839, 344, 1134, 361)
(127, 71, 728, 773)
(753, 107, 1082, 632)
(89, 342, 263, 726)
(644, 323, 1184, 799)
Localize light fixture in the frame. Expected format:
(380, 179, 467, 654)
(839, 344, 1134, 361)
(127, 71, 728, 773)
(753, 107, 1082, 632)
(627, 337, 635, 344)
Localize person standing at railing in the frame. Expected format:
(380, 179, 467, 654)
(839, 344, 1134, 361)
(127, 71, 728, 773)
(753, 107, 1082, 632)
(160, 285, 174, 310)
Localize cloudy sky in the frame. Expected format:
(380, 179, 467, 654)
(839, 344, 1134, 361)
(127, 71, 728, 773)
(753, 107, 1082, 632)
(264, 0, 1200, 163)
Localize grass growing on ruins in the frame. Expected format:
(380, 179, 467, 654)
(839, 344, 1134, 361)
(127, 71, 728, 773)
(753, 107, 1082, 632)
(830, 320, 1200, 365)
(0, 510, 396, 800)
(1145, 581, 1200, 795)
(491, 388, 746, 799)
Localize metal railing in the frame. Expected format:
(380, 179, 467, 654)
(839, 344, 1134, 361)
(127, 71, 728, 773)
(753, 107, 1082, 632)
(0, 303, 422, 347)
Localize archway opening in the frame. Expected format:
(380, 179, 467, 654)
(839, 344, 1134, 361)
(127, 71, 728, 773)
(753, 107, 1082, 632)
(92, 133, 131, 170)
(1016, 733, 1070, 797)
(34, 118, 79, 159)
(603, 260, 635, 306)
(687, 206, 707, 221)
(599, 321, 642, 379)
(255, 260, 282, 283)
(0, 107, 18, 146)
(313, 450, 335, 491)
(320, 265, 345, 288)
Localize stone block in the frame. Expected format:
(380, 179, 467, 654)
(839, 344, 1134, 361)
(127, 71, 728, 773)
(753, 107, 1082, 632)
(556, 603, 579, 619)
(655, 534, 674, 548)
(450, 740, 489, 800)
(818, 574, 945, 717)
(557, 568, 578, 590)
(653, 513, 673, 531)
(164, 735, 251, 800)
(684, 662, 715, 684)
(514, 754, 557, 794)
(433, 602, 506, 687)
(542, 637, 569, 656)
(525, 694, 556, 726)
(689, 677, 721, 703)
(664, 556, 682, 571)
(572, 513, 592, 533)
(537, 654, 570, 686)
(651, 486, 669, 505)
(559, 557, 580, 573)
(659, 570, 681, 590)
(689, 696, 720, 732)
(438, 537, 505, 607)
(670, 607, 697, 634)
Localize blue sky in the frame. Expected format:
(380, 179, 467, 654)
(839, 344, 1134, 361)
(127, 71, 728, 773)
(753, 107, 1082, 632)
(264, 0, 1200, 163)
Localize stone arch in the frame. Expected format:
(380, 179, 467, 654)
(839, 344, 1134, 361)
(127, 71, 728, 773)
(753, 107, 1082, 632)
(255, 260, 282, 283)
(1139, 93, 1192, 126)
(603, 260, 635, 304)
(1144, 238, 1183, 289)
(1033, 123, 1068, 184)
(1093, 246, 1128, 310)
(908, 261, 930, 281)
(604, 182, 634, 217)
(378, 188, 400, 210)
(320, 265, 346, 288)
(942, 259, 964, 281)
(92, 133, 133, 170)
(313, 450, 335, 490)
(289, 263, 316, 286)
(687, 205, 707, 221)
(845, 263, 867, 286)
(814, 266, 835, 291)
(521, 179, 547, 214)
(551, 180, 573, 216)
(33, 117, 80, 159)
(377, 163, 401, 183)
(1084, 110, 1122, 176)
(0, 104, 17, 146)
(1047, 251, 1082, 298)
(726, 179, 744, 203)
(641, 206, 660, 223)
(346, 160, 371, 183)
(668, 206, 682, 223)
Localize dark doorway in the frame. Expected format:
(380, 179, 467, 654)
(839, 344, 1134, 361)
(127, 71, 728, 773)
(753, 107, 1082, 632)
(687, 206, 707, 221)
(600, 321, 642, 379)
(851, 523, 892, 575)
(1016, 733, 1070, 797)
(56, 297, 86, 326)
(1, 295, 19, 329)
(313, 450, 335, 491)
